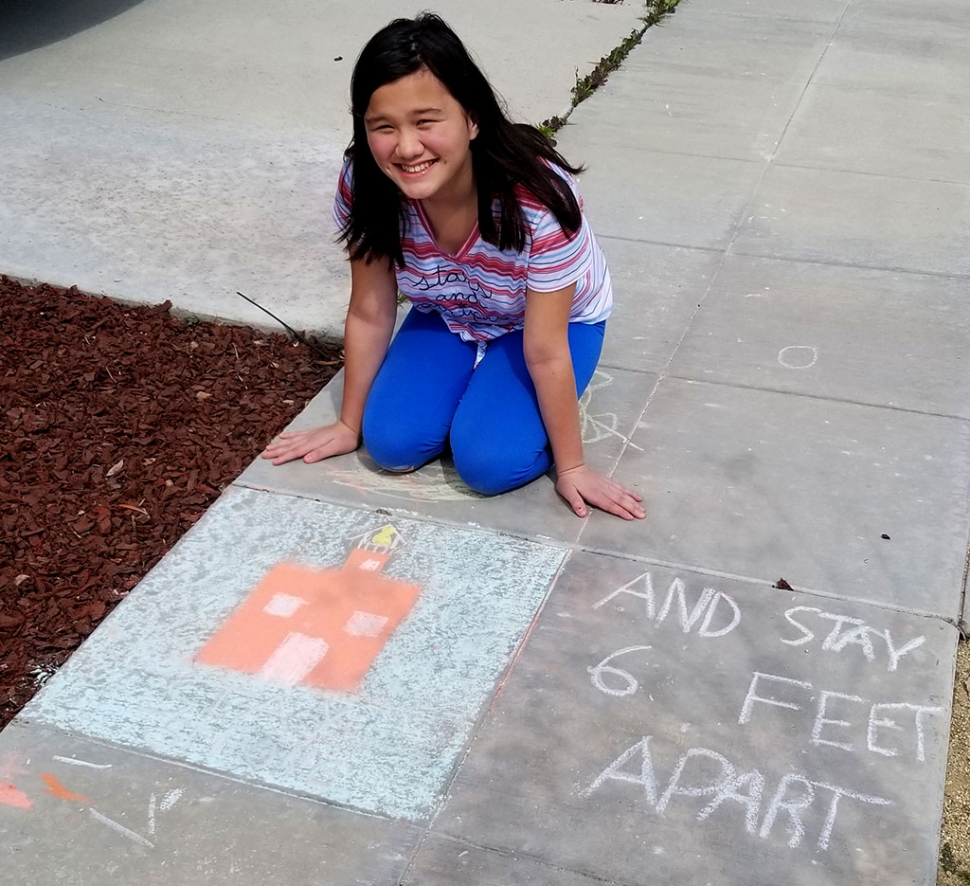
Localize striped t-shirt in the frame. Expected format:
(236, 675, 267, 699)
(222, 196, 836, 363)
(332, 159, 612, 344)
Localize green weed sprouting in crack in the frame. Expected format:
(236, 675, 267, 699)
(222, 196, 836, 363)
(539, 0, 684, 134)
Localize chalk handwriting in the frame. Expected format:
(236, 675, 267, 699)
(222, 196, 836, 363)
(588, 646, 652, 697)
(579, 371, 645, 451)
(581, 735, 890, 852)
(781, 607, 925, 672)
(738, 671, 943, 762)
(593, 572, 740, 639)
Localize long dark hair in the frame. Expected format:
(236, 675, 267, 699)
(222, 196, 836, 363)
(340, 13, 584, 266)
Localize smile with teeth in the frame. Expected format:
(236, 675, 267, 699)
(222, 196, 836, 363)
(399, 159, 437, 174)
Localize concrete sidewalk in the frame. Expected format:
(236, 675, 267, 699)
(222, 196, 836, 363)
(3, 0, 970, 883)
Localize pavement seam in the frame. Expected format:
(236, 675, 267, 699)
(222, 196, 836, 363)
(661, 373, 970, 423)
(405, 829, 644, 886)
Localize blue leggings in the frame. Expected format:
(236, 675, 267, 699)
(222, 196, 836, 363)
(362, 309, 606, 495)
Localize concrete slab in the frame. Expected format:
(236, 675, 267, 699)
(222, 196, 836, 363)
(0, 0, 647, 331)
(839, 0, 970, 31)
(21, 486, 567, 822)
(434, 553, 956, 886)
(813, 20, 970, 100)
(734, 164, 970, 277)
(627, 12, 833, 83)
(776, 85, 970, 184)
(0, 0, 647, 131)
(0, 722, 421, 886)
(0, 95, 348, 334)
(236, 365, 653, 546)
(558, 135, 766, 250)
(577, 377, 970, 617)
(668, 254, 970, 418)
(563, 68, 805, 162)
(403, 834, 611, 886)
(662, 0, 848, 23)
(598, 237, 724, 375)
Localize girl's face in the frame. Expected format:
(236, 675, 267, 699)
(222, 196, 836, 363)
(364, 67, 479, 205)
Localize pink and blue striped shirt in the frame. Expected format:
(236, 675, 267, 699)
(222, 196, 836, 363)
(332, 159, 612, 344)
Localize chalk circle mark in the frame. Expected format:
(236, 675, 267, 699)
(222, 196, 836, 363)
(778, 346, 818, 370)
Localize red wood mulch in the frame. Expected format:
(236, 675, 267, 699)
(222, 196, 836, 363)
(0, 277, 342, 729)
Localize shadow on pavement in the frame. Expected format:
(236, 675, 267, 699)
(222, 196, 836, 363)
(0, 0, 145, 61)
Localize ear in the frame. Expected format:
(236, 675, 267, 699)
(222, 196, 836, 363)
(467, 112, 479, 141)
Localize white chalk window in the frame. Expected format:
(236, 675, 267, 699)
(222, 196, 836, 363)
(263, 594, 306, 617)
(344, 611, 388, 637)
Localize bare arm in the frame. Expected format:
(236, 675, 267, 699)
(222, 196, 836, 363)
(262, 256, 398, 464)
(523, 286, 644, 520)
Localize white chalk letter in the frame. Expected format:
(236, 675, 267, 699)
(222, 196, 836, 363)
(812, 781, 892, 851)
(592, 572, 656, 619)
(881, 631, 926, 673)
(657, 578, 715, 633)
(738, 672, 813, 726)
(656, 747, 735, 815)
(582, 737, 659, 804)
(698, 769, 766, 834)
(812, 690, 866, 752)
(698, 592, 741, 638)
(867, 702, 944, 762)
(780, 607, 822, 646)
(759, 774, 815, 848)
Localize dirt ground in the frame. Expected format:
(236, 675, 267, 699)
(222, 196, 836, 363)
(940, 639, 970, 884)
(0, 277, 341, 728)
(1, 278, 967, 882)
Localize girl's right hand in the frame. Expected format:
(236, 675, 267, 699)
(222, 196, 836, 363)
(261, 420, 361, 465)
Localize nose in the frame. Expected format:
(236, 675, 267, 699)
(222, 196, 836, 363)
(395, 127, 423, 160)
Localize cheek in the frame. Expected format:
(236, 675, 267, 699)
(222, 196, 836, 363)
(366, 133, 393, 163)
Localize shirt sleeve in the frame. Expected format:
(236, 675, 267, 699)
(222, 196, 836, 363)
(332, 158, 354, 232)
(525, 183, 595, 293)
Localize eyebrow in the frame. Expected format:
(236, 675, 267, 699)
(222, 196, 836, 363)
(364, 107, 444, 124)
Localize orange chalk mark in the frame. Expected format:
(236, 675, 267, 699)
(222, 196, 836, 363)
(40, 773, 90, 802)
(0, 784, 32, 809)
(196, 546, 421, 692)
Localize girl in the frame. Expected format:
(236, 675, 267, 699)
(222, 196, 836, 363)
(262, 13, 644, 521)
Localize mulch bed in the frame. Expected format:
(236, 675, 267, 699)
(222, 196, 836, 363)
(0, 277, 342, 729)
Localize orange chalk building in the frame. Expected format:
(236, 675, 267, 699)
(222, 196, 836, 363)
(196, 525, 421, 692)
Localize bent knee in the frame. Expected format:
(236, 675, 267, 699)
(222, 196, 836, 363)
(453, 447, 546, 496)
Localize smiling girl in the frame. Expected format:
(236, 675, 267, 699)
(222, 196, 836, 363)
(262, 13, 644, 521)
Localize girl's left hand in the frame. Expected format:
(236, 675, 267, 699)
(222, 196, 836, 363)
(555, 465, 645, 521)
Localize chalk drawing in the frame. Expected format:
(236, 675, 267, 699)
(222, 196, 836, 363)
(593, 572, 741, 639)
(582, 735, 891, 852)
(781, 607, 925, 672)
(0, 752, 32, 809)
(40, 773, 89, 802)
(148, 788, 183, 837)
(0, 783, 32, 809)
(89, 808, 154, 848)
(51, 756, 112, 769)
(330, 460, 483, 503)
(739, 671, 943, 762)
(579, 370, 644, 451)
(196, 524, 421, 692)
(778, 346, 818, 370)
